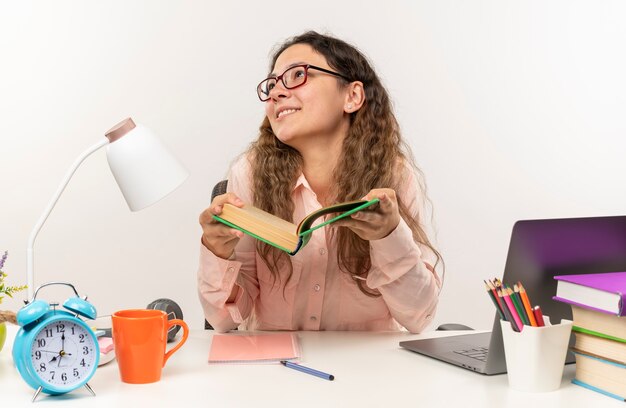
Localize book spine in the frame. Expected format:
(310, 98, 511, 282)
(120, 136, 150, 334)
(290, 236, 305, 256)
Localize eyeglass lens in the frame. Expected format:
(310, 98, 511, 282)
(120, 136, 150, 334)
(258, 66, 308, 101)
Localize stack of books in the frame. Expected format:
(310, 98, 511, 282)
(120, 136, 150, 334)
(553, 271, 626, 402)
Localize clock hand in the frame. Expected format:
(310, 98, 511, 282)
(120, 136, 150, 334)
(56, 350, 73, 367)
(57, 333, 66, 367)
(49, 349, 63, 364)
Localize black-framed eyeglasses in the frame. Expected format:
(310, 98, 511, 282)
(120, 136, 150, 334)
(256, 64, 352, 102)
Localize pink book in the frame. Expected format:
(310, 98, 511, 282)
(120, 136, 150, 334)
(553, 271, 626, 316)
(208, 332, 300, 364)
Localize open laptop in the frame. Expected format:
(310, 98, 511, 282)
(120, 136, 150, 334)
(400, 215, 626, 375)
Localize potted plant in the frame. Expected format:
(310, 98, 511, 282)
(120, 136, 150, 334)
(0, 251, 27, 352)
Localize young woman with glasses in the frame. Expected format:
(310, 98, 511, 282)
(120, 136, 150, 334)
(198, 31, 442, 333)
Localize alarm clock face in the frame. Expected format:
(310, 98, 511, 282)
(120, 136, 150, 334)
(30, 318, 98, 389)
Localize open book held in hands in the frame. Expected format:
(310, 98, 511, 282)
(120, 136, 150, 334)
(213, 198, 379, 255)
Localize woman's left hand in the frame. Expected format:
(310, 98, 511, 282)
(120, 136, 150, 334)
(333, 188, 401, 241)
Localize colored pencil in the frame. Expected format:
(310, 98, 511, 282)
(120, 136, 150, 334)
(500, 288, 523, 331)
(533, 305, 545, 327)
(487, 279, 504, 310)
(511, 285, 530, 326)
(507, 286, 528, 326)
(517, 282, 537, 327)
(496, 289, 520, 332)
(491, 278, 507, 316)
(492, 279, 507, 313)
(493, 278, 503, 292)
(484, 281, 505, 320)
(487, 281, 505, 311)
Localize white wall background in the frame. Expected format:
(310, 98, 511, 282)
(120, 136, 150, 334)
(1, 1, 625, 331)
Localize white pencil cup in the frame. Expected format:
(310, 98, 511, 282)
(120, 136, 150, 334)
(500, 316, 572, 392)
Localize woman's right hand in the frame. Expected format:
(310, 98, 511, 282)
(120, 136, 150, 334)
(199, 193, 245, 259)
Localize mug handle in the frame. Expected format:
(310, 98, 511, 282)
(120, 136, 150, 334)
(162, 318, 189, 367)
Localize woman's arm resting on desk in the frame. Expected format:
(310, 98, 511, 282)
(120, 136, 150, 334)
(197, 245, 259, 332)
(368, 219, 441, 333)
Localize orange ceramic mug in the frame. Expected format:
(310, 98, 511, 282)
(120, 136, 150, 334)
(112, 309, 189, 384)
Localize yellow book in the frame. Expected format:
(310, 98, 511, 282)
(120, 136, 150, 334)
(572, 332, 626, 364)
(572, 350, 626, 401)
(213, 199, 379, 255)
(571, 305, 626, 341)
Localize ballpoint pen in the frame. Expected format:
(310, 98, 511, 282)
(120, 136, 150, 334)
(280, 361, 335, 381)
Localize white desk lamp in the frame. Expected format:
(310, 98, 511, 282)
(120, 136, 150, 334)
(26, 117, 188, 299)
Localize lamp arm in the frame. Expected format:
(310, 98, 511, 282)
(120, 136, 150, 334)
(26, 138, 109, 299)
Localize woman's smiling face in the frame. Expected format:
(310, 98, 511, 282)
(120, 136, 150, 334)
(264, 44, 350, 149)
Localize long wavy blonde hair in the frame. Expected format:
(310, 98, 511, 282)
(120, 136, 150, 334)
(248, 31, 442, 296)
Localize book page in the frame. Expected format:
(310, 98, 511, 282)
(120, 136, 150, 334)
(216, 204, 300, 251)
(223, 204, 298, 235)
(556, 280, 620, 315)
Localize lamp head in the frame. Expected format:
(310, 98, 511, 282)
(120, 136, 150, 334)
(105, 118, 188, 211)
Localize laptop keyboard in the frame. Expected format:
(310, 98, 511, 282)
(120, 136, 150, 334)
(454, 347, 489, 361)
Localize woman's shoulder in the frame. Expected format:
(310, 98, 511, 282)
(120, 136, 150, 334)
(225, 152, 255, 201)
(394, 157, 423, 191)
(392, 157, 430, 218)
(229, 151, 254, 175)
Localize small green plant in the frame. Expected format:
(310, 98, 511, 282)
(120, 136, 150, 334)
(0, 251, 27, 304)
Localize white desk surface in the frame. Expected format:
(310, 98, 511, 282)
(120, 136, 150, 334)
(0, 324, 620, 407)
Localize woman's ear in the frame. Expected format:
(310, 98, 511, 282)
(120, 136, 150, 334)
(344, 81, 365, 113)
